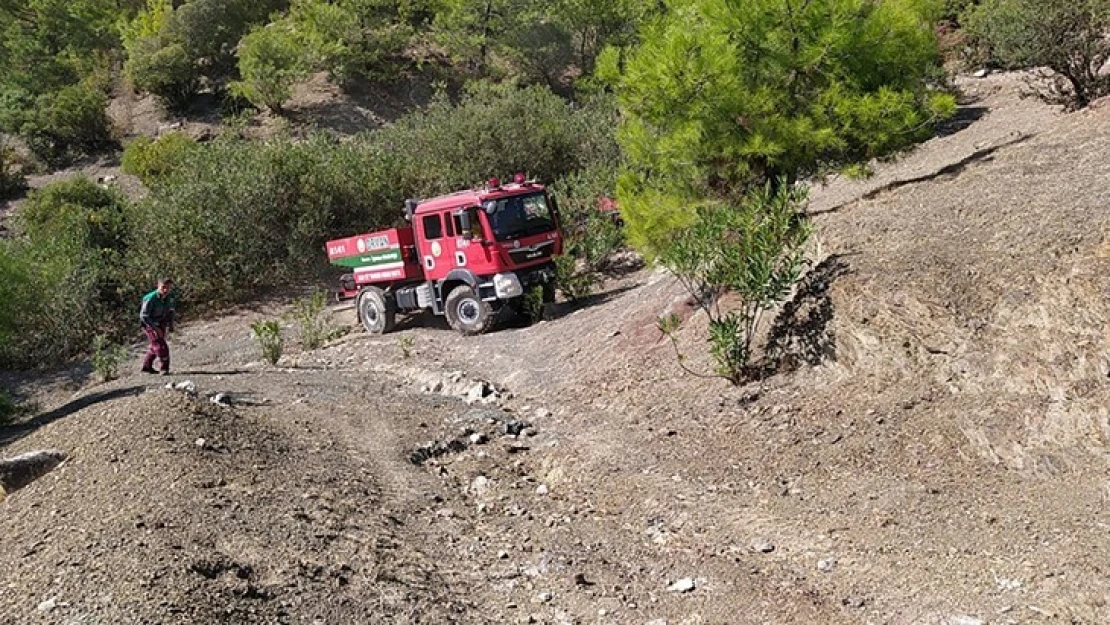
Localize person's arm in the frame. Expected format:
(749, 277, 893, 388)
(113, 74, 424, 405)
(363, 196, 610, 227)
(166, 296, 176, 332)
(139, 293, 155, 328)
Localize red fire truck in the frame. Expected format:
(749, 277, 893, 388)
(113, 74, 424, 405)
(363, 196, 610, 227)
(326, 175, 562, 335)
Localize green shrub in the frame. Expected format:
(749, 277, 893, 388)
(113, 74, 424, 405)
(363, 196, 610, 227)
(397, 335, 414, 359)
(552, 164, 624, 271)
(656, 182, 812, 384)
(2, 178, 136, 367)
(554, 253, 595, 301)
(0, 140, 27, 200)
(369, 84, 620, 198)
(21, 82, 114, 165)
(125, 40, 199, 113)
(963, 0, 1110, 108)
(231, 21, 310, 114)
(290, 290, 339, 351)
(250, 319, 284, 365)
(91, 334, 129, 382)
(121, 132, 198, 185)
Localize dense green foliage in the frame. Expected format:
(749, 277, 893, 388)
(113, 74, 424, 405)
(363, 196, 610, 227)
(0, 0, 119, 163)
(230, 21, 309, 113)
(0, 178, 137, 366)
(963, 0, 1110, 108)
(608, 0, 956, 256)
(0, 138, 28, 199)
(120, 132, 199, 185)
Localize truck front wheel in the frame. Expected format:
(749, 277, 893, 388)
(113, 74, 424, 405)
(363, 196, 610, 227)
(445, 285, 494, 336)
(358, 286, 396, 335)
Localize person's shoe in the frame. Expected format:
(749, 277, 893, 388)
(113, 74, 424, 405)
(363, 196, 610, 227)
(159, 369, 171, 376)
(141, 367, 158, 374)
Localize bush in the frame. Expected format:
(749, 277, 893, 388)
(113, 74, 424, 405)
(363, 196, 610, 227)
(231, 21, 310, 114)
(91, 334, 129, 382)
(21, 82, 114, 165)
(121, 132, 198, 185)
(2, 178, 136, 367)
(963, 0, 1110, 108)
(0, 140, 27, 200)
(290, 290, 340, 350)
(251, 319, 284, 365)
(552, 164, 624, 270)
(370, 84, 620, 197)
(126, 40, 200, 112)
(554, 253, 595, 301)
(656, 182, 812, 384)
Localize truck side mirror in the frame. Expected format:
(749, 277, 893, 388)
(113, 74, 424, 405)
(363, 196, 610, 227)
(457, 210, 473, 240)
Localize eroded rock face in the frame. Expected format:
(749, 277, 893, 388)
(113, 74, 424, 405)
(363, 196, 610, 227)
(0, 449, 67, 498)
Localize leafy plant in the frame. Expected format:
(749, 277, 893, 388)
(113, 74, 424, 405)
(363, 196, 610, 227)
(20, 81, 115, 165)
(250, 319, 284, 365)
(0, 139, 27, 200)
(656, 182, 812, 384)
(522, 285, 547, 322)
(963, 0, 1110, 108)
(290, 290, 339, 351)
(554, 254, 595, 301)
(398, 335, 415, 359)
(121, 132, 198, 185)
(91, 334, 129, 382)
(231, 21, 310, 114)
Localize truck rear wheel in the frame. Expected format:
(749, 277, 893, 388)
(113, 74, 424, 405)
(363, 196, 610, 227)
(357, 286, 395, 334)
(445, 285, 494, 336)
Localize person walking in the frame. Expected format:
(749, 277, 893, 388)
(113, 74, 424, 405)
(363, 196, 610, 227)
(140, 278, 176, 375)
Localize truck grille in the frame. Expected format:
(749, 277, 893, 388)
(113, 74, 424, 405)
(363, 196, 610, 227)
(508, 241, 555, 265)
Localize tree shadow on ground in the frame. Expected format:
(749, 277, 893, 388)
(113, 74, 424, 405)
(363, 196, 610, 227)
(935, 105, 989, 138)
(764, 255, 853, 373)
(0, 385, 146, 450)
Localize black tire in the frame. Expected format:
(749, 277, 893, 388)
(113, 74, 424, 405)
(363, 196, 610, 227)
(445, 285, 495, 336)
(357, 286, 395, 335)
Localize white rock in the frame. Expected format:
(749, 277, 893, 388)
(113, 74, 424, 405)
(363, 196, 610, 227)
(533, 591, 554, 604)
(497, 550, 509, 559)
(534, 408, 553, 419)
(750, 537, 775, 553)
(972, 68, 990, 78)
(948, 616, 984, 625)
(195, 438, 207, 448)
(536, 484, 549, 496)
(645, 620, 667, 625)
(36, 598, 56, 612)
(470, 475, 490, 496)
(667, 578, 696, 593)
(817, 558, 837, 573)
(469, 433, 488, 445)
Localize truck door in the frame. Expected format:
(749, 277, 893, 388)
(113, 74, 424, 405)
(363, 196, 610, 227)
(451, 207, 498, 275)
(419, 212, 450, 281)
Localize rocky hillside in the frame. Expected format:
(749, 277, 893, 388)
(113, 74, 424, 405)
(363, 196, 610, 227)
(3, 72, 1110, 624)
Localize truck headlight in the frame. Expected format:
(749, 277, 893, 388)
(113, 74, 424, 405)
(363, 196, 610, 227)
(493, 273, 523, 299)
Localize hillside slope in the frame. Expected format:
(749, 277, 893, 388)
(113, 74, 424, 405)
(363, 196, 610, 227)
(3, 72, 1110, 624)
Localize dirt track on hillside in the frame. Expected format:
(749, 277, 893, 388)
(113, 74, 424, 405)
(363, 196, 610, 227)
(5, 72, 1110, 624)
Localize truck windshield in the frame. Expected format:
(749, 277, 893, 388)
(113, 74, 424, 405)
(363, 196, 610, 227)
(485, 192, 555, 241)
